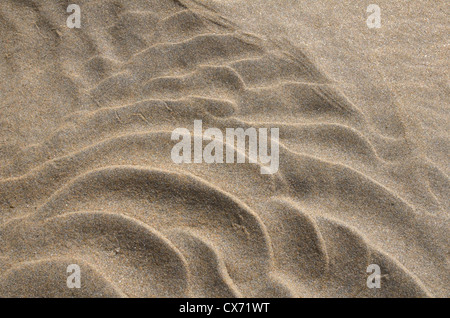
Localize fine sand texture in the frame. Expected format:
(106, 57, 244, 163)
(0, 0, 448, 297)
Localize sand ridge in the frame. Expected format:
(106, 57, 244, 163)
(0, 0, 448, 297)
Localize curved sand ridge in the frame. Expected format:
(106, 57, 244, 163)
(0, 0, 448, 297)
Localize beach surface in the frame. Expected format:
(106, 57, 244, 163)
(0, 0, 448, 297)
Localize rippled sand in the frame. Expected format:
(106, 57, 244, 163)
(0, 0, 448, 297)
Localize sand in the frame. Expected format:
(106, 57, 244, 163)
(0, 0, 448, 297)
